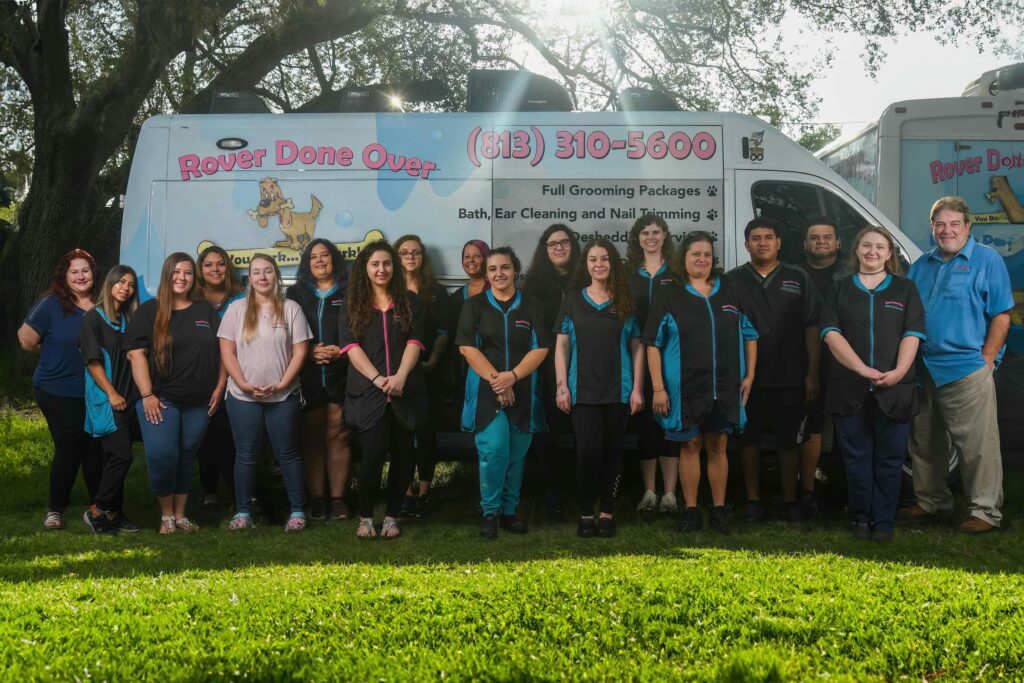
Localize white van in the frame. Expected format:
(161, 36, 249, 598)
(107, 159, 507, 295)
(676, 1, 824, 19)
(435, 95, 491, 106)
(120, 110, 921, 295)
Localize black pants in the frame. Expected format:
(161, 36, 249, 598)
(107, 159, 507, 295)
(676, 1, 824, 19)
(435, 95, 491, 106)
(413, 368, 442, 484)
(535, 381, 574, 500)
(571, 403, 629, 516)
(197, 403, 235, 496)
(35, 386, 102, 513)
(357, 406, 416, 518)
(94, 424, 134, 512)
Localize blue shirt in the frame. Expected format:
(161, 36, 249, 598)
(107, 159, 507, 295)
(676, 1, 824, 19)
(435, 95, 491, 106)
(907, 237, 1014, 387)
(23, 295, 88, 397)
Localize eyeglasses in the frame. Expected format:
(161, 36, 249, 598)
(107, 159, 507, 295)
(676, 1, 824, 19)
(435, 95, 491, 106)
(398, 250, 423, 259)
(546, 239, 571, 251)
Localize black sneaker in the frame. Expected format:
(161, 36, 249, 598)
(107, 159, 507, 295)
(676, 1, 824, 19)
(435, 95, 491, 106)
(109, 511, 140, 533)
(871, 528, 894, 543)
(308, 497, 327, 520)
(596, 517, 616, 538)
(480, 514, 498, 540)
(783, 502, 804, 522)
(499, 515, 529, 534)
(577, 517, 596, 538)
(678, 507, 703, 533)
(799, 490, 819, 519)
(743, 500, 764, 523)
(852, 521, 871, 540)
(709, 506, 731, 535)
(83, 509, 116, 535)
(399, 495, 419, 519)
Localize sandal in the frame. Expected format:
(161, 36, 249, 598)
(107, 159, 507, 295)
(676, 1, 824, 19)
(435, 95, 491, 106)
(159, 515, 176, 535)
(43, 511, 65, 530)
(174, 516, 200, 534)
(229, 514, 254, 531)
(356, 517, 377, 539)
(381, 517, 401, 540)
(284, 515, 306, 533)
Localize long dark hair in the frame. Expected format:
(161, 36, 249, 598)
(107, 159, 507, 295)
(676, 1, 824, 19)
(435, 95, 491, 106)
(394, 234, 439, 304)
(195, 245, 243, 302)
(679, 231, 723, 285)
(626, 214, 678, 275)
(296, 238, 348, 292)
(153, 252, 196, 377)
(571, 239, 634, 320)
(98, 265, 139, 321)
(347, 240, 412, 336)
(524, 224, 581, 294)
(46, 248, 101, 314)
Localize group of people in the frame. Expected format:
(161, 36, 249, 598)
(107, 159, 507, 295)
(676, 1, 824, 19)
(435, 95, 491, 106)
(18, 195, 1012, 541)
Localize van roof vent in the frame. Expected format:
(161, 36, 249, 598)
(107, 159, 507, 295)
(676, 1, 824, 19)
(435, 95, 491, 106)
(209, 91, 271, 114)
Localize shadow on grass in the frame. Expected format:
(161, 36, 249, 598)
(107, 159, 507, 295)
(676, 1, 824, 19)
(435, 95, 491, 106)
(2, 468, 1022, 584)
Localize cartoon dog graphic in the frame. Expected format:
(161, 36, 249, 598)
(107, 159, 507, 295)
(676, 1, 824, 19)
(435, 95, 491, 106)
(247, 177, 322, 250)
(985, 176, 1024, 224)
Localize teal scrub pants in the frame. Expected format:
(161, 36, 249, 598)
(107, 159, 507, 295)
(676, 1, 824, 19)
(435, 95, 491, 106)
(475, 411, 533, 516)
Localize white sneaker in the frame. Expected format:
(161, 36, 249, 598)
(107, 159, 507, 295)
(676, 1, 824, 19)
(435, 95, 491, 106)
(659, 492, 679, 513)
(636, 489, 658, 512)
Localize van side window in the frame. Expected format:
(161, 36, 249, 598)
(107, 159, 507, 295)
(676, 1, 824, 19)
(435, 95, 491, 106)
(750, 180, 910, 271)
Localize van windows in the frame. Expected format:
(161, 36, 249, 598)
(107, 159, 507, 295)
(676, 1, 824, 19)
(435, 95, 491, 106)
(751, 180, 907, 270)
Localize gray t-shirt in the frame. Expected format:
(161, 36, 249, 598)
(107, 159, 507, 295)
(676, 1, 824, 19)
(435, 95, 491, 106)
(218, 297, 313, 402)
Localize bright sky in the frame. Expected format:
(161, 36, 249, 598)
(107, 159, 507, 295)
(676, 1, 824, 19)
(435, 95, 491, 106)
(806, 32, 1008, 136)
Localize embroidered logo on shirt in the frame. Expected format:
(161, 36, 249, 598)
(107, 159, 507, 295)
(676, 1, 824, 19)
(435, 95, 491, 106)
(884, 300, 905, 312)
(720, 304, 740, 316)
(779, 279, 802, 294)
(514, 319, 533, 331)
(194, 319, 211, 328)
(952, 264, 973, 274)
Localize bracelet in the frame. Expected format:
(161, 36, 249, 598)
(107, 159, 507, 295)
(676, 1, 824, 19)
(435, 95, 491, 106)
(653, 388, 666, 394)
(141, 393, 153, 399)
(511, 369, 519, 382)
(371, 373, 381, 383)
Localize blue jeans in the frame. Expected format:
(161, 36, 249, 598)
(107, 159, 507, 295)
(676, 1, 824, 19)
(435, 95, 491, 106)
(136, 399, 210, 497)
(475, 412, 533, 516)
(226, 393, 305, 515)
(835, 394, 910, 532)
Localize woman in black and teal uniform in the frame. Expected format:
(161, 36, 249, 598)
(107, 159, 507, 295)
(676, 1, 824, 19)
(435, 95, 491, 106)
(395, 234, 451, 516)
(338, 240, 427, 540)
(645, 232, 759, 534)
(80, 265, 140, 535)
(553, 239, 644, 538)
(820, 226, 925, 542)
(625, 214, 679, 514)
(457, 247, 549, 540)
(287, 239, 353, 521)
(523, 224, 581, 519)
(447, 240, 490, 433)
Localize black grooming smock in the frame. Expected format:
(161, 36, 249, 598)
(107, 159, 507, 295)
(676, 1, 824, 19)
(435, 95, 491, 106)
(287, 279, 348, 404)
(337, 295, 428, 432)
(123, 300, 221, 406)
(643, 279, 760, 431)
(554, 288, 640, 406)
(820, 274, 926, 421)
(80, 308, 137, 435)
(726, 262, 820, 388)
(420, 280, 451, 355)
(455, 290, 550, 433)
(628, 262, 677, 330)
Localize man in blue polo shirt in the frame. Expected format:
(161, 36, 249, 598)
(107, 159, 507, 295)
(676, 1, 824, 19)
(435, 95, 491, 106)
(904, 196, 1013, 534)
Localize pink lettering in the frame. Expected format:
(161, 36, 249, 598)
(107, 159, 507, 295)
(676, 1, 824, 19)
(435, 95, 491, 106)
(363, 143, 386, 169)
(179, 154, 201, 181)
(237, 150, 254, 169)
(930, 161, 944, 184)
(252, 149, 267, 166)
(387, 153, 407, 172)
(217, 154, 235, 172)
(988, 149, 1001, 171)
(276, 139, 298, 165)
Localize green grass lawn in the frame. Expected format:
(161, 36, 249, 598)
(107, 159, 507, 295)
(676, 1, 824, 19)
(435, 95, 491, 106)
(2, 409, 1024, 681)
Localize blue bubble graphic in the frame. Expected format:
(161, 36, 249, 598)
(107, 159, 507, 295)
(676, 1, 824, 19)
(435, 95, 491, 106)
(335, 210, 353, 227)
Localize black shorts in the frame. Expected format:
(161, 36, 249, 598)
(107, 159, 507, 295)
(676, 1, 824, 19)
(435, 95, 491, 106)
(740, 387, 806, 448)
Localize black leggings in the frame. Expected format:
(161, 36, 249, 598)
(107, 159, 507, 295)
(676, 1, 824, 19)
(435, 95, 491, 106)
(94, 425, 134, 512)
(413, 369, 443, 484)
(197, 403, 235, 496)
(571, 403, 629, 516)
(356, 406, 416, 518)
(35, 387, 102, 513)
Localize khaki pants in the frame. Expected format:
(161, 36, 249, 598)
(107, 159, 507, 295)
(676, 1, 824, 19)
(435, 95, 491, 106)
(908, 366, 1003, 525)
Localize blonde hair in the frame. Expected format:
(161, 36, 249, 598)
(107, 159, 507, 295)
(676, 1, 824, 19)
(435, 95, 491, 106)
(241, 254, 284, 344)
(848, 226, 901, 275)
(929, 196, 972, 224)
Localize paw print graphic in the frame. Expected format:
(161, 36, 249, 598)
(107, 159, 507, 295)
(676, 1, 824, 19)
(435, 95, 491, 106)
(707, 185, 719, 197)
(706, 209, 719, 221)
